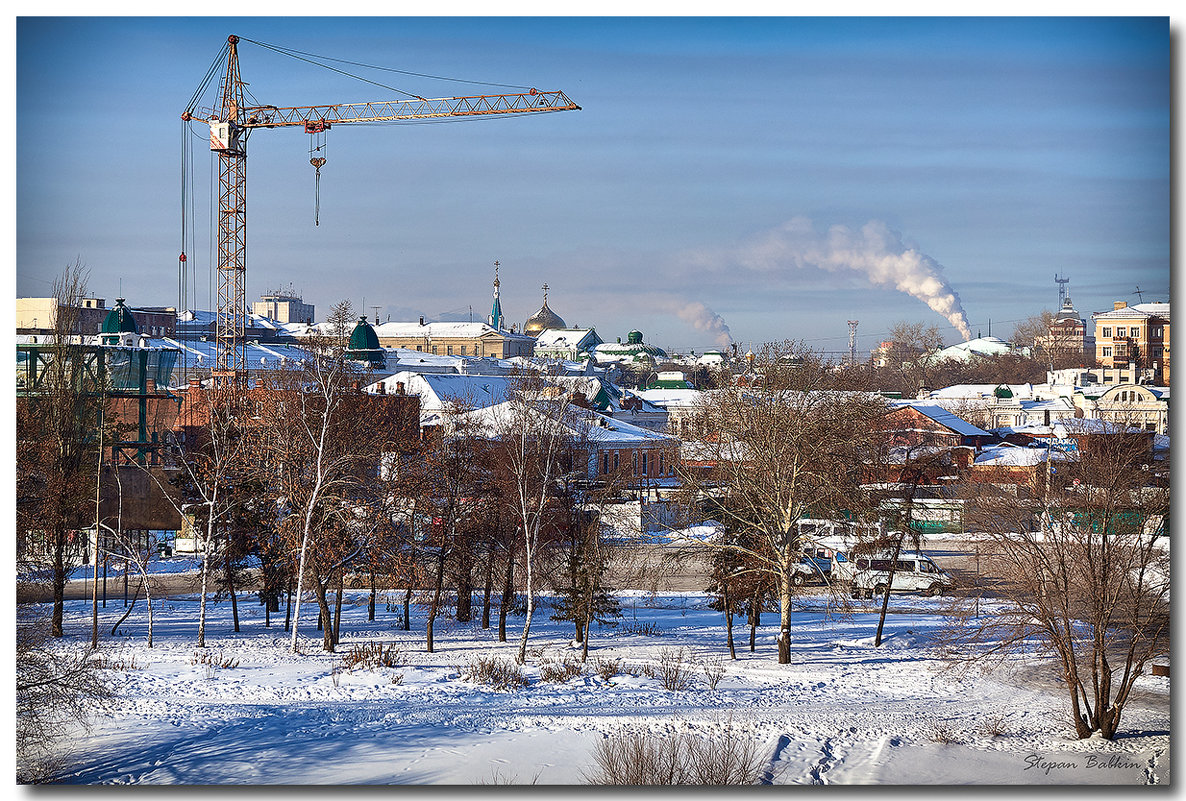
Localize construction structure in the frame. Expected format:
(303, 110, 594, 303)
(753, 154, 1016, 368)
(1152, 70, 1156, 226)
(181, 35, 580, 390)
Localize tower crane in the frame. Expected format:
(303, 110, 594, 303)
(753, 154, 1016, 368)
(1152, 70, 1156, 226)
(182, 35, 580, 388)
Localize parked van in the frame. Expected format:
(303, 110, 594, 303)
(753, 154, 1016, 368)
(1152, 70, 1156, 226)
(838, 550, 953, 598)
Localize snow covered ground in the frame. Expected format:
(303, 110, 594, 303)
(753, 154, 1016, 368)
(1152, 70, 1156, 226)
(34, 576, 1169, 786)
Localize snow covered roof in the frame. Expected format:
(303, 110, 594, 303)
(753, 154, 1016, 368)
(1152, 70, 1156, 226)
(928, 336, 1016, 363)
(926, 383, 1034, 400)
(901, 404, 992, 438)
(458, 401, 674, 446)
(376, 372, 519, 413)
(974, 444, 1065, 467)
(533, 328, 599, 349)
(372, 321, 534, 341)
(1093, 302, 1170, 321)
(637, 388, 705, 408)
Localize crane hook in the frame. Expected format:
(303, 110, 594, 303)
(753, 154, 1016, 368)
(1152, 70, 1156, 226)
(310, 156, 326, 226)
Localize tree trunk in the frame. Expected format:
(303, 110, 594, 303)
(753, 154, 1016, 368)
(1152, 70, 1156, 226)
(368, 569, 376, 622)
(777, 570, 792, 664)
(226, 555, 240, 634)
(874, 535, 904, 648)
(51, 535, 67, 638)
(498, 547, 515, 643)
(749, 592, 760, 653)
(403, 585, 412, 632)
(516, 527, 537, 664)
(284, 579, 293, 633)
(456, 546, 473, 623)
(481, 548, 493, 630)
(315, 581, 334, 653)
(426, 551, 446, 653)
(724, 585, 736, 660)
(333, 573, 344, 646)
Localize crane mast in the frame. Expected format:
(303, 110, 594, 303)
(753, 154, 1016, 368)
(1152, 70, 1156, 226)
(184, 35, 580, 388)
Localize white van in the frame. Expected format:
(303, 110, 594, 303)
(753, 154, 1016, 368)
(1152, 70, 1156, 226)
(841, 550, 953, 598)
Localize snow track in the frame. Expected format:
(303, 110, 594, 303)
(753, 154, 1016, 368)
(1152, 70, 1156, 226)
(40, 589, 1169, 785)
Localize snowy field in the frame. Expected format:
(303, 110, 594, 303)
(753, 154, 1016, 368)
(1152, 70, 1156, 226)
(34, 576, 1169, 786)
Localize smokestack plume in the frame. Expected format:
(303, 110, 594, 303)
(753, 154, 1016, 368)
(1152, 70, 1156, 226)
(667, 300, 733, 350)
(723, 217, 973, 341)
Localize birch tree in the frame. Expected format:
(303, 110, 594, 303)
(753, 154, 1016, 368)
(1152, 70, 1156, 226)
(487, 374, 578, 664)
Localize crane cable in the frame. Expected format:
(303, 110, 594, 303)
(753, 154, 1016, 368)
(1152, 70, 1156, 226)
(240, 36, 535, 97)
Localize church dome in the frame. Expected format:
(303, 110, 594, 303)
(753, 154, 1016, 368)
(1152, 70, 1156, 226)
(101, 298, 138, 335)
(524, 288, 566, 337)
(346, 316, 386, 368)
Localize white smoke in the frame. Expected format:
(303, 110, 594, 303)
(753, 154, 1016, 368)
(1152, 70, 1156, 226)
(722, 217, 973, 341)
(659, 297, 730, 351)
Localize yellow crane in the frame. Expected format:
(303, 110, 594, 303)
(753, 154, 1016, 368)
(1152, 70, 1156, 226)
(182, 35, 580, 386)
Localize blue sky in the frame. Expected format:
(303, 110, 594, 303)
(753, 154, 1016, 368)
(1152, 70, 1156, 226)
(16, 16, 1172, 355)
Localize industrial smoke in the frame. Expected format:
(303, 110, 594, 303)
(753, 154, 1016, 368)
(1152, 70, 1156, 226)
(666, 300, 733, 350)
(727, 217, 973, 341)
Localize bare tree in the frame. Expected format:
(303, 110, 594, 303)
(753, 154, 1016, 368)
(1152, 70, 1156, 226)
(674, 344, 887, 664)
(17, 261, 111, 638)
(949, 419, 1169, 739)
(16, 604, 112, 783)
(484, 373, 579, 664)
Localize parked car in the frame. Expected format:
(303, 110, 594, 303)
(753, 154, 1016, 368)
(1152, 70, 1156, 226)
(836, 550, 953, 598)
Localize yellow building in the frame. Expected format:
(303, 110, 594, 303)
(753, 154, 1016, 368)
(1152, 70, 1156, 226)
(373, 320, 535, 359)
(1092, 301, 1170, 385)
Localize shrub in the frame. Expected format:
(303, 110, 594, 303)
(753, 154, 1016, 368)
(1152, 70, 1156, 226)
(190, 650, 239, 669)
(585, 722, 764, 785)
(622, 622, 662, 637)
(701, 655, 727, 690)
(593, 657, 621, 682)
(977, 712, 1009, 738)
(924, 717, 960, 744)
(339, 641, 401, 671)
(655, 648, 694, 692)
(539, 656, 585, 683)
(462, 656, 528, 691)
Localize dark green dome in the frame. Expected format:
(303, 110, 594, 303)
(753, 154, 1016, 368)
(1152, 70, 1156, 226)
(101, 298, 138, 335)
(348, 316, 380, 351)
(346, 316, 386, 367)
(627, 329, 643, 345)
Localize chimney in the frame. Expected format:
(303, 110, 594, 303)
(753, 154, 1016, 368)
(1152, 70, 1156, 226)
(419, 316, 425, 326)
(146, 378, 156, 394)
(379, 382, 388, 395)
(396, 381, 405, 395)
(1114, 301, 1128, 310)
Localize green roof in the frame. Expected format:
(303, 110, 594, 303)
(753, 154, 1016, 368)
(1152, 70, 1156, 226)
(101, 298, 138, 335)
(346, 316, 385, 367)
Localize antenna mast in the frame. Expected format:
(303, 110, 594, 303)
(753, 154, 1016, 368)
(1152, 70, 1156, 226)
(847, 320, 859, 365)
(1055, 273, 1070, 307)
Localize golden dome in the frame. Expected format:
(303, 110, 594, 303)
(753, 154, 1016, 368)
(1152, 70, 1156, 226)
(523, 283, 566, 336)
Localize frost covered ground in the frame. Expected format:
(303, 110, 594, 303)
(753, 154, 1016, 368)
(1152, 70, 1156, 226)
(35, 570, 1169, 786)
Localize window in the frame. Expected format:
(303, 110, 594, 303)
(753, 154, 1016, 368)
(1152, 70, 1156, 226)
(659, 453, 665, 475)
(1151, 327, 1163, 338)
(1102, 347, 1112, 357)
(1131, 327, 1140, 338)
(640, 452, 647, 475)
(602, 453, 610, 475)
(632, 452, 638, 475)
(447, 345, 453, 356)
(1102, 327, 1112, 338)
(460, 346, 467, 356)
(613, 452, 620, 471)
